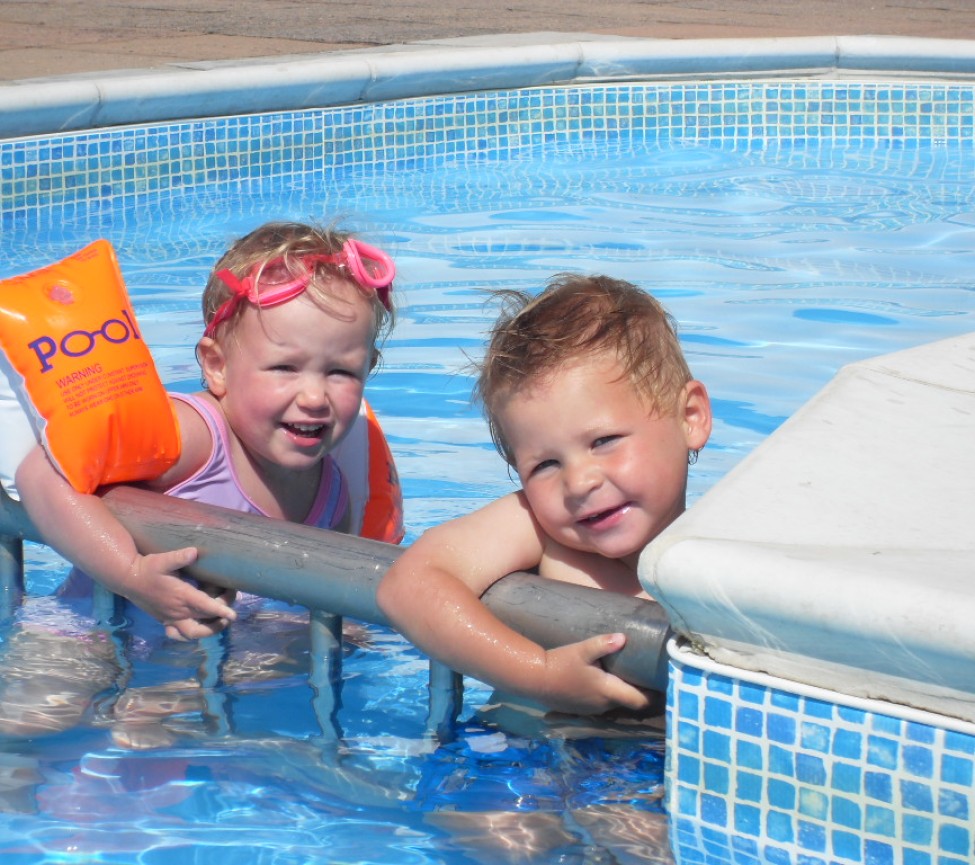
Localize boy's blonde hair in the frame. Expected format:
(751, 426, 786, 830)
(202, 221, 394, 353)
(475, 273, 692, 465)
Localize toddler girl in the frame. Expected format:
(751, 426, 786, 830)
(17, 221, 397, 641)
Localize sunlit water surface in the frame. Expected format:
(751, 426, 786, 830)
(0, 134, 973, 864)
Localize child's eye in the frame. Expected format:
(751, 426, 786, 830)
(593, 434, 621, 449)
(528, 458, 558, 476)
(269, 363, 297, 373)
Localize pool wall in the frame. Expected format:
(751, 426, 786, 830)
(3, 34, 975, 865)
(5, 77, 975, 233)
(666, 642, 975, 865)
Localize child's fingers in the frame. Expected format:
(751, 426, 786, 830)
(607, 679, 654, 711)
(165, 616, 232, 642)
(186, 584, 236, 623)
(143, 547, 238, 622)
(570, 633, 653, 711)
(196, 582, 238, 620)
(578, 631, 627, 664)
(140, 545, 198, 579)
(164, 622, 192, 642)
(149, 545, 198, 571)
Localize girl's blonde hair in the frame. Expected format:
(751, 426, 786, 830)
(202, 221, 395, 357)
(475, 273, 692, 465)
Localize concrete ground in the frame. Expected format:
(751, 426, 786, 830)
(1, 0, 973, 83)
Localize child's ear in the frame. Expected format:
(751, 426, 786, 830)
(681, 379, 712, 451)
(196, 337, 228, 397)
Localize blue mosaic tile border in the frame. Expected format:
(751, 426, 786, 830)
(666, 646, 975, 865)
(2, 81, 974, 224)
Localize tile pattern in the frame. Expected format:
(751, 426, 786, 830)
(3, 81, 974, 224)
(667, 652, 975, 865)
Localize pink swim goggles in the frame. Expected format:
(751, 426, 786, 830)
(204, 239, 394, 338)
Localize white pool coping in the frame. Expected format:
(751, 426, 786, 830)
(668, 639, 975, 738)
(3, 34, 975, 139)
(643, 332, 975, 725)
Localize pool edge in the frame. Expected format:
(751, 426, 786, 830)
(3, 33, 975, 140)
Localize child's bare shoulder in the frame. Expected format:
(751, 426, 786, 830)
(538, 542, 647, 597)
(143, 395, 214, 491)
(410, 491, 547, 589)
(428, 490, 537, 539)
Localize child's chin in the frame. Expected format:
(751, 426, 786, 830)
(274, 449, 325, 470)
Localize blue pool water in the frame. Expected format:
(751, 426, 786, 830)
(1, 82, 974, 863)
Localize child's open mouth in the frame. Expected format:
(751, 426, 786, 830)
(578, 503, 630, 528)
(282, 422, 326, 444)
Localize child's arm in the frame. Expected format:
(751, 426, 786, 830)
(15, 444, 235, 640)
(376, 492, 651, 716)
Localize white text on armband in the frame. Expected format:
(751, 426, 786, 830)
(27, 309, 142, 373)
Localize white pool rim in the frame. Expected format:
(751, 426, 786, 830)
(2, 34, 975, 140)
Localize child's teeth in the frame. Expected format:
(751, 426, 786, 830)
(288, 423, 324, 435)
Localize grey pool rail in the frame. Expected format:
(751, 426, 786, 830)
(0, 485, 672, 713)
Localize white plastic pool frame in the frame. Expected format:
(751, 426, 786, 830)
(2, 34, 975, 140)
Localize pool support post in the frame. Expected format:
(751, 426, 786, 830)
(0, 485, 672, 694)
(0, 533, 23, 620)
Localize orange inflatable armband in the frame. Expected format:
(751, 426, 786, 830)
(0, 240, 180, 494)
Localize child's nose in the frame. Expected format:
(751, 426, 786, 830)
(564, 460, 600, 498)
(296, 378, 330, 411)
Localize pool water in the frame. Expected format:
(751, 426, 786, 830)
(1, 93, 974, 863)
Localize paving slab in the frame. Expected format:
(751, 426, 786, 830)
(1, 0, 972, 82)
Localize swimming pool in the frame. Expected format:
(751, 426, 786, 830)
(1, 37, 974, 865)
